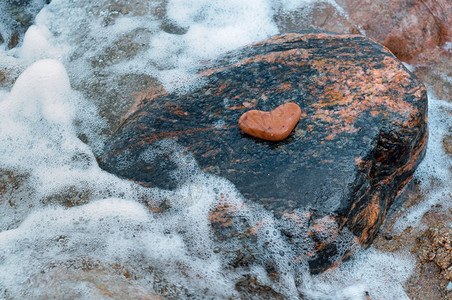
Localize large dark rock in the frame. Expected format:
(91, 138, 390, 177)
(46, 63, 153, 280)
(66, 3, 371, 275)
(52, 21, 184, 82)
(99, 32, 428, 273)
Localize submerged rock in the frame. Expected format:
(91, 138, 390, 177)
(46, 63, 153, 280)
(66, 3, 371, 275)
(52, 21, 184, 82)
(99, 32, 428, 273)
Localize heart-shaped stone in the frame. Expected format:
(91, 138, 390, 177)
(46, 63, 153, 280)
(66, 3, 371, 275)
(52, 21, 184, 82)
(238, 103, 302, 141)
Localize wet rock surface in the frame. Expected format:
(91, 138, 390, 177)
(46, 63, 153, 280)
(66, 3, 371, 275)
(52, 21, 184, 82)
(99, 32, 428, 273)
(274, 1, 361, 36)
(340, 0, 451, 102)
(336, 0, 451, 63)
(280, 1, 451, 102)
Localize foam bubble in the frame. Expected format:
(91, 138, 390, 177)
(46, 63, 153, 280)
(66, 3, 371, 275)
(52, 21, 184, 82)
(392, 89, 452, 233)
(444, 42, 452, 52)
(0, 59, 106, 188)
(302, 249, 414, 300)
(0, 59, 75, 174)
(277, 0, 341, 12)
(19, 24, 60, 64)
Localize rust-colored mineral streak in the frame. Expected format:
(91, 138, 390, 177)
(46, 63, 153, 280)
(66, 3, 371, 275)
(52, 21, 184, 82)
(238, 103, 301, 141)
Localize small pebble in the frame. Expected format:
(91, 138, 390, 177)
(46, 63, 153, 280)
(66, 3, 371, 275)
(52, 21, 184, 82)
(384, 234, 393, 240)
(447, 282, 452, 291)
(238, 103, 301, 142)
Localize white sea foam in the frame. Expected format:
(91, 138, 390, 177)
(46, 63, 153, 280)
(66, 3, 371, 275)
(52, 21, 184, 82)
(392, 89, 452, 233)
(0, 197, 233, 298)
(0, 59, 103, 193)
(444, 42, 452, 52)
(0, 55, 298, 297)
(19, 24, 59, 64)
(301, 249, 414, 300)
(0, 0, 443, 298)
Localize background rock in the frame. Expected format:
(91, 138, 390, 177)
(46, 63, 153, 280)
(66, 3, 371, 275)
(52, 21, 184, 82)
(278, 0, 451, 101)
(336, 0, 451, 63)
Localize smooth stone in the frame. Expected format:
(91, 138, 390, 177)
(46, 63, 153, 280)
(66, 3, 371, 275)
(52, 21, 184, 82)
(238, 103, 301, 141)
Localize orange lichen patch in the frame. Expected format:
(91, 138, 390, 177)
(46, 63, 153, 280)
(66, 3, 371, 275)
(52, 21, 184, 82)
(381, 127, 428, 186)
(242, 99, 258, 108)
(319, 159, 334, 164)
(325, 135, 335, 141)
(354, 157, 373, 171)
(276, 82, 293, 92)
(310, 58, 422, 139)
(370, 111, 380, 117)
(316, 90, 353, 107)
(231, 158, 251, 164)
(202, 148, 220, 158)
(209, 209, 234, 227)
(315, 32, 363, 40)
(218, 83, 228, 91)
(173, 109, 189, 117)
(146, 205, 163, 213)
(199, 48, 310, 77)
(131, 85, 167, 103)
(281, 210, 312, 223)
(352, 193, 381, 244)
(209, 202, 245, 228)
(164, 103, 189, 117)
(124, 86, 167, 121)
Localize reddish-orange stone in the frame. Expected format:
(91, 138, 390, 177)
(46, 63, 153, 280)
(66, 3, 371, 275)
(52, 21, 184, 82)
(238, 103, 302, 141)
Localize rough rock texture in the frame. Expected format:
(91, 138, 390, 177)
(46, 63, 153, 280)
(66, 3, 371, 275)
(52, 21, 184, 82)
(274, 1, 361, 35)
(99, 32, 428, 273)
(336, 0, 451, 63)
(18, 259, 162, 300)
(372, 183, 452, 299)
(420, 227, 452, 281)
(279, 0, 451, 101)
(412, 48, 452, 102)
(337, 0, 452, 102)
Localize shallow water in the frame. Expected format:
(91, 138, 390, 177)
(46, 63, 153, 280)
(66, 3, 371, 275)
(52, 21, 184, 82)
(0, 0, 450, 299)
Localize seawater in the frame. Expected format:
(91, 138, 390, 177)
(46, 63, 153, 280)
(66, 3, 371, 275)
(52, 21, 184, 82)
(0, 0, 450, 299)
